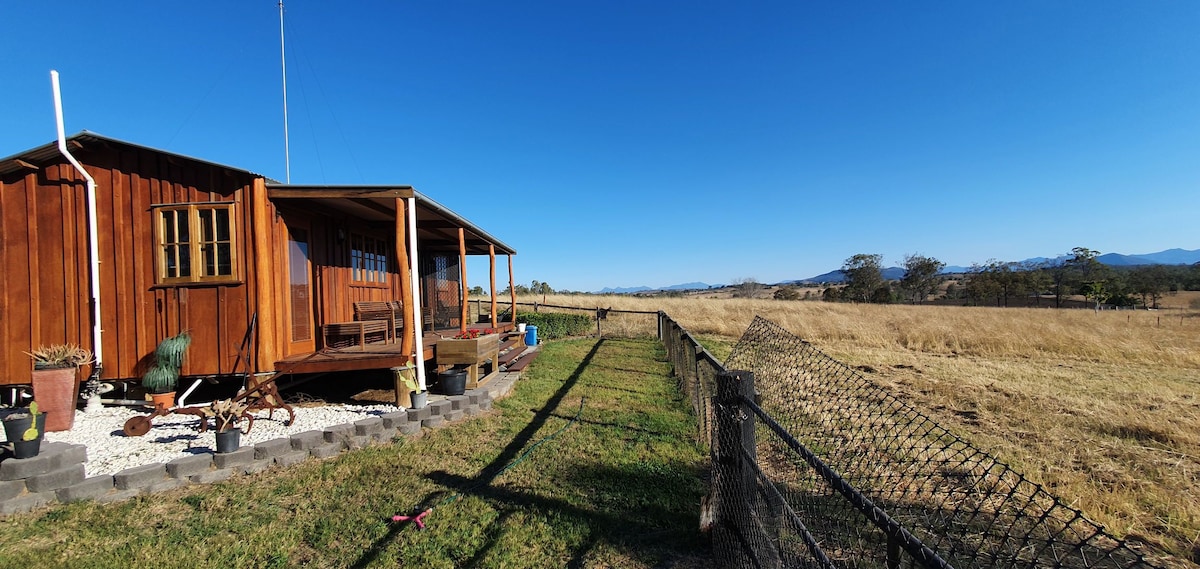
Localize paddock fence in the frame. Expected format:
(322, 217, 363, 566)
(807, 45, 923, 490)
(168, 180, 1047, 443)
(659, 313, 1165, 569)
(467, 299, 660, 338)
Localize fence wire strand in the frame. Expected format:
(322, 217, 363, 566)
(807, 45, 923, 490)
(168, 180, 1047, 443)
(661, 313, 1165, 569)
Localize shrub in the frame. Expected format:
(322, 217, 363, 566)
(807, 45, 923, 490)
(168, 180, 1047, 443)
(516, 311, 591, 340)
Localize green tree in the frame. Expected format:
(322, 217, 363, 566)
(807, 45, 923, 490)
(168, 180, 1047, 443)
(468, 285, 486, 296)
(899, 254, 945, 303)
(822, 287, 842, 302)
(732, 277, 764, 299)
(1066, 247, 1110, 309)
(774, 285, 801, 300)
(1129, 265, 1169, 308)
(965, 263, 1001, 306)
(1020, 261, 1051, 306)
(842, 254, 884, 303)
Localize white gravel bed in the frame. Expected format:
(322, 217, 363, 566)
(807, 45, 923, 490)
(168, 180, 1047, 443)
(43, 403, 401, 477)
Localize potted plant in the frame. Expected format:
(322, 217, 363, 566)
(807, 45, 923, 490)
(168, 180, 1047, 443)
(25, 344, 94, 432)
(394, 366, 426, 409)
(209, 398, 248, 453)
(2, 401, 45, 459)
(142, 333, 191, 410)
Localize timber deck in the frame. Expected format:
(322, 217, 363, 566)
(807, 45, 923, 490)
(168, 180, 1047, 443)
(274, 324, 517, 375)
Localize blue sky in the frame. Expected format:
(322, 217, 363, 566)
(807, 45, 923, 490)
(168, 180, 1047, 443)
(3, 2, 1198, 292)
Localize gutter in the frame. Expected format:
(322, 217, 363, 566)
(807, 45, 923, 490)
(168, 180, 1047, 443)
(51, 70, 103, 373)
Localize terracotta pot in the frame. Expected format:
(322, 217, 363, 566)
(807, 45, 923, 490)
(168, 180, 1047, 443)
(30, 366, 79, 432)
(150, 391, 176, 411)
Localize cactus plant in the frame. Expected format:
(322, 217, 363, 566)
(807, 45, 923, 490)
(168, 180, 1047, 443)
(21, 401, 39, 441)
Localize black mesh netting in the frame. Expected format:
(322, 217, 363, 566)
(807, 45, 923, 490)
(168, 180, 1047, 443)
(668, 314, 1165, 569)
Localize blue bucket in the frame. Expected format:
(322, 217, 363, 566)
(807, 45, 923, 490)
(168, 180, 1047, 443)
(524, 325, 538, 346)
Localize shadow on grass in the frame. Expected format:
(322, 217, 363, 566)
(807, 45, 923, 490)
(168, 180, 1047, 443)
(351, 339, 605, 568)
(348, 340, 700, 566)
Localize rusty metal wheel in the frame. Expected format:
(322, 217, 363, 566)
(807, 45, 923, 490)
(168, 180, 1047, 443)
(123, 415, 152, 437)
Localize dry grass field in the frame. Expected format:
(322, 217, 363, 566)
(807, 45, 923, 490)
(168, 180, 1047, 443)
(517, 293, 1200, 565)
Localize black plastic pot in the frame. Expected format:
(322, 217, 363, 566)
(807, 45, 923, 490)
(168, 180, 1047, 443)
(215, 428, 241, 454)
(3, 412, 46, 459)
(437, 369, 467, 396)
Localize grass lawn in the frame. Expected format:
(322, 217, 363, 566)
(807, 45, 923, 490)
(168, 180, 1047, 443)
(0, 338, 711, 568)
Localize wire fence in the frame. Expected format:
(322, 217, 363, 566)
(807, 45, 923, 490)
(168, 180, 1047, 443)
(659, 313, 1166, 569)
(467, 298, 660, 338)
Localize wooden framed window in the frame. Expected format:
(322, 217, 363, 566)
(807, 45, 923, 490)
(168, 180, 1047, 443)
(154, 203, 239, 284)
(350, 234, 389, 284)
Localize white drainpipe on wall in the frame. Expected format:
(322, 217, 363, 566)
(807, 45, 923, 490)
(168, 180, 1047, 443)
(51, 70, 103, 373)
(407, 196, 425, 390)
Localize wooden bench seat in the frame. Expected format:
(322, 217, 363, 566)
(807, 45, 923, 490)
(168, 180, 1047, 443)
(323, 320, 390, 350)
(354, 301, 404, 342)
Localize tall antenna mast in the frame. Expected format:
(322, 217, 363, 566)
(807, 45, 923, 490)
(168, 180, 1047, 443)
(278, 0, 292, 183)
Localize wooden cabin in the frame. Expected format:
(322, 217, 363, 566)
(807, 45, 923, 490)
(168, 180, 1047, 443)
(0, 132, 517, 401)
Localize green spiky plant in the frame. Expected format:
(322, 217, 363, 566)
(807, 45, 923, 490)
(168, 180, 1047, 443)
(141, 333, 191, 394)
(21, 401, 40, 441)
(24, 344, 94, 370)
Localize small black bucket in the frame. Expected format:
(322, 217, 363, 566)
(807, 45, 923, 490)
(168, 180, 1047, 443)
(437, 368, 468, 396)
(215, 428, 241, 454)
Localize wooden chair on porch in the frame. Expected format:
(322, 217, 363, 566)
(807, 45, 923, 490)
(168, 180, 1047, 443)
(353, 301, 404, 342)
(322, 320, 390, 350)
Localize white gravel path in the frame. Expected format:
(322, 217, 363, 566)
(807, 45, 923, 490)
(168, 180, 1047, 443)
(42, 403, 401, 477)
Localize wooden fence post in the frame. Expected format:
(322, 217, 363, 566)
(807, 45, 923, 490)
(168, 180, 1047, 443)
(713, 370, 774, 568)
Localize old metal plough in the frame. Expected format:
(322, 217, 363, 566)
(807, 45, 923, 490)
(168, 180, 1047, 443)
(122, 314, 301, 437)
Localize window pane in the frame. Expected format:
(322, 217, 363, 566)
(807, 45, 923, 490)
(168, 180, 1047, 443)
(178, 245, 191, 277)
(164, 247, 178, 278)
(215, 208, 230, 241)
(199, 209, 214, 242)
(163, 212, 176, 243)
(203, 244, 216, 276)
(177, 213, 190, 244)
(216, 243, 230, 275)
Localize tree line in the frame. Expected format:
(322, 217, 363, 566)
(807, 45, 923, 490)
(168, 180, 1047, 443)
(813, 248, 1200, 309)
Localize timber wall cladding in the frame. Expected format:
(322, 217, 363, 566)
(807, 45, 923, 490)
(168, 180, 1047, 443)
(295, 209, 405, 329)
(0, 144, 258, 385)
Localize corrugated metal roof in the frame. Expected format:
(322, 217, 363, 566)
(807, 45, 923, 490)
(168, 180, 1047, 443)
(0, 131, 272, 179)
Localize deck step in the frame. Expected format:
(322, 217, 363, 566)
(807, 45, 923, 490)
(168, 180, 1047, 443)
(504, 349, 540, 372)
(499, 345, 526, 366)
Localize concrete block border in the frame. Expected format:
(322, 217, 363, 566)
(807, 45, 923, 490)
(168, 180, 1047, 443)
(0, 373, 520, 515)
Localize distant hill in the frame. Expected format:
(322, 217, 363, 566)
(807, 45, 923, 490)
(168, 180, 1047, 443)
(597, 285, 652, 294)
(789, 267, 905, 284)
(595, 248, 1198, 292)
(791, 247, 1199, 282)
(1116, 248, 1200, 265)
(596, 281, 717, 294)
(663, 282, 715, 291)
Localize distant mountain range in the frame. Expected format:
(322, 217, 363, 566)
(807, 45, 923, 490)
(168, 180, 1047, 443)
(596, 282, 716, 294)
(792, 248, 1200, 284)
(593, 248, 1199, 293)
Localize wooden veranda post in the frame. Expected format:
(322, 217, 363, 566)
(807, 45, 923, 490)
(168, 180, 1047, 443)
(394, 198, 415, 407)
(508, 255, 516, 327)
(458, 228, 468, 333)
(251, 177, 276, 371)
(489, 244, 497, 327)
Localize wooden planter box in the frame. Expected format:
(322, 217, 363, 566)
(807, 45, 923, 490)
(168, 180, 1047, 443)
(437, 334, 500, 388)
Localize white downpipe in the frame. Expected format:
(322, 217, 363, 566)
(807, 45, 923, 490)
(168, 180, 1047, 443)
(407, 197, 425, 390)
(51, 70, 103, 372)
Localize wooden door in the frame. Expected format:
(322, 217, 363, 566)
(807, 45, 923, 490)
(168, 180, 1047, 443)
(285, 222, 316, 354)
